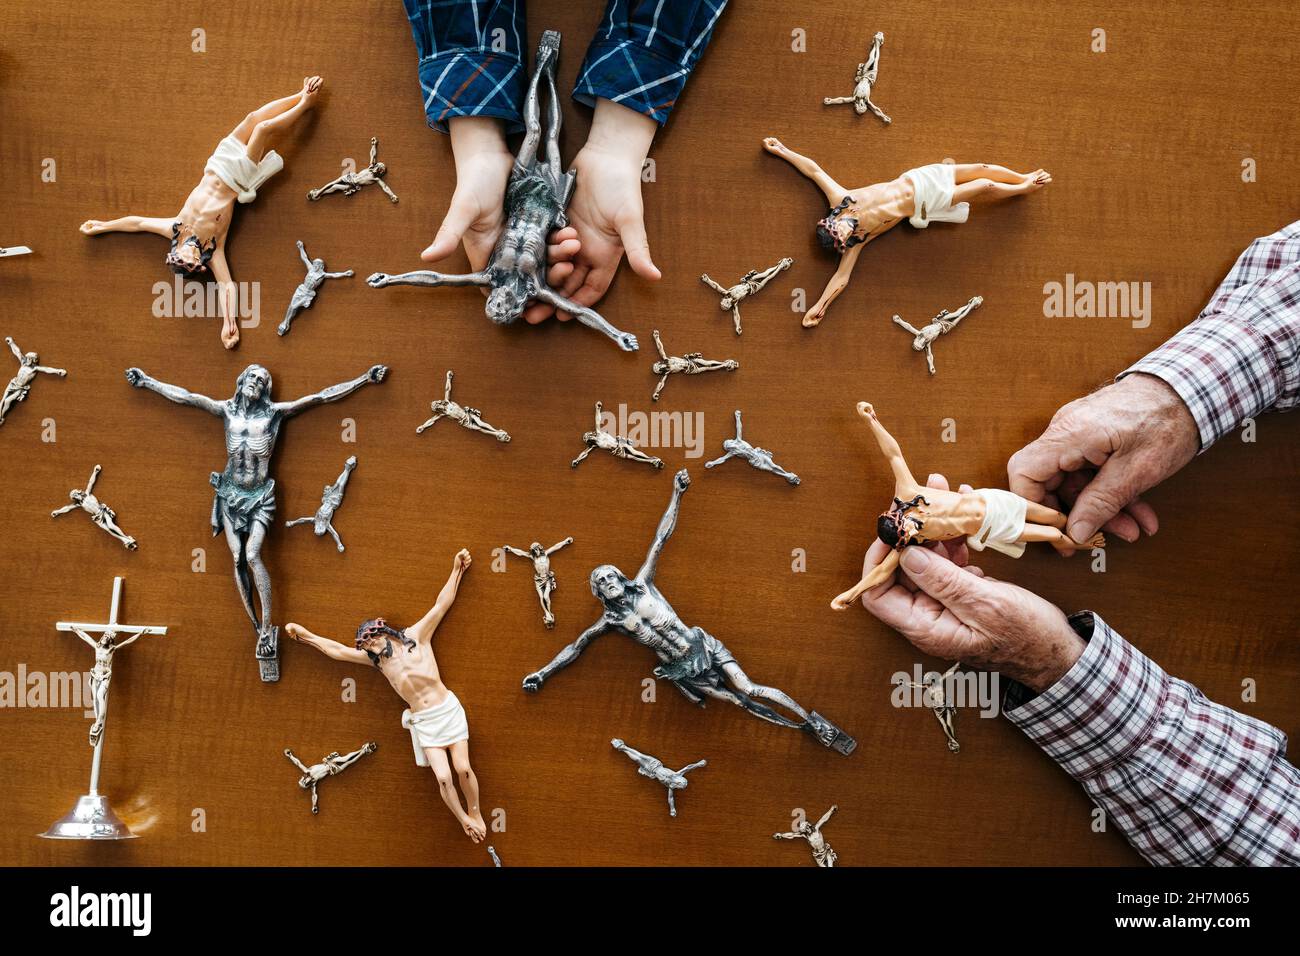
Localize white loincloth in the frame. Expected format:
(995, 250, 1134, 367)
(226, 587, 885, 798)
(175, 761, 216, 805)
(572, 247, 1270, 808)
(903, 163, 969, 229)
(967, 488, 1028, 558)
(402, 692, 469, 764)
(204, 134, 284, 203)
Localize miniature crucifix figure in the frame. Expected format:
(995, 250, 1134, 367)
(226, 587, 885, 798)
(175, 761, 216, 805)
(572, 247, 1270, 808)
(611, 738, 707, 818)
(650, 330, 737, 402)
(366, 32, 638, 352)
(286, 550, 489, 842)
(2, 336, 65, 427)
(705, 410, 800, 485)
(763, 137, 1050, 327)
(904, 663, 962, 753)
(571, 400, 663, 470)
(830, 403, 1105, 610)
(700, 258, 793, 335)
(285, 456, 357, 552)
(52, 465, 137, 551)
(503, 537, 574, 629)
(893, 295, 982, 375)
(417, 370, 511, 442)
(284, 741, 377, 814)
(125, 362, 387, 681)
(823, 32, 891, 124)
(278, 241, 354, 336)
(773, 805, 838, 867)
(80, 77, 323, 349)
(308, 137, 398, 204)
(524, 470, 856, 754)
(42, 577, 170, 841)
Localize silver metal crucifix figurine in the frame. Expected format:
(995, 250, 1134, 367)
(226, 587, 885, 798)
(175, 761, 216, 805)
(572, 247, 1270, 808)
(51, 464, 137, 550)
(285, 455, 357, 552)
(278, 241, 354, 336)
(650, 329, 737, 402)
(502, 537, 573, 629)
(611, 738, 707, 818)
(700, 258, 793, 335)
(41, 577, 169, 840)
(417, 370, 511, 442)
(823, 32, 890, 124)
(704, 410, 801, 485)
(284, 741, 377, 814)
(366, 32, 638, 352)
(904, 662, 962, 752)
(773, 805, 839, 867)
(2, 335, 65, 427)
(892, 295, 982, 375)
(307, 137, 398, 203)
(570, 400, 663, 470)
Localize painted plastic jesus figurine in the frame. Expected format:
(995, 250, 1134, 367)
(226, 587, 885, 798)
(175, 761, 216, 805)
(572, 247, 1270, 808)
(286, 550, 488, 843)
(80, 77, 323, 349)
(763, 137, 1049, 326)
(831, 403, 1104, 610)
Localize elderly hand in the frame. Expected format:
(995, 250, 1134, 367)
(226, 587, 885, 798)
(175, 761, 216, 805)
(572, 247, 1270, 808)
(857, 474, 1086, 692)
(1007, 373, 1199, 549)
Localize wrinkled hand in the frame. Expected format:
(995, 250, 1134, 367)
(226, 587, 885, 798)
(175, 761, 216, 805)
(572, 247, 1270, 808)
(857, 474, 1086, 692)
(1007, 373, 1199, 548)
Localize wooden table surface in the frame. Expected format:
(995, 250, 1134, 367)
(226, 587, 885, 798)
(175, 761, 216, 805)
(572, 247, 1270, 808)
(1, 0, 1297, 867)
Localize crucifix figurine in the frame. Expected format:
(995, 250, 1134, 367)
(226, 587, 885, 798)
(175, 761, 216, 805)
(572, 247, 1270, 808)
(773, 806, 838, 867)
(903, 663, 962, 753)
(502, 537, 574, 629)
(523, 469, 856, 754)
(571, 401, 663, 470)
(278, 241, 354, 336)
(650, 330, 737, 402)
(704, 410, 800, 485)
(611, 738, 707, 818)
(284, 741, 377, 814)
(125, 362, 387, 681)
(42, 577, 169, 840)
(417, 370, 511, 442)
(700, 258, 793, 335)
(2, 336, 66, 427)
(830, 403, 1105, 610)
(893, 295, 982, 375)
(308, 137, 398, 203)
(51, 464, 137, 550)
(366, 32, 638, 352)
(285, 456, 357, 552)
(763, 136, 1049, 327)
(823, 32, 891, 124)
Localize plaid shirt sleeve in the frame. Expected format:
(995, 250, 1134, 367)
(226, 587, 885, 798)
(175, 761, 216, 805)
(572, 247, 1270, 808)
(1003, 612, 1300, 866)
(1119, 220, 1300, 450)
(402, 0, 528, 133)
(574, 0, 730, 125)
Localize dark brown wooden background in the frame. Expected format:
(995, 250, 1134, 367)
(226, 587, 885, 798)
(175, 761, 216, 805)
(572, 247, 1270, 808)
(2, 1, 1297, 867)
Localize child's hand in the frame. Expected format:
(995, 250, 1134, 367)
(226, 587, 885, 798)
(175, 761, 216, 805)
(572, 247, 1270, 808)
(422, 118, 515, 273)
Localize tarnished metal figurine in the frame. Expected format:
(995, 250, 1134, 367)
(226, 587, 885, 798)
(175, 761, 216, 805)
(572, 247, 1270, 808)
(571, 401, 663, 470)
(366, 32, 638, 352)
(503, 537, 574, 629)
(2, 336, 65, 427)
(700, 258, 793, 335)
(893, 295, 982, 375)
(611, 738, 706, 818)
(650, 330, 737, 402)
(417, 370, 511, 442)
(284, 741, 377, 814)
(523, 470, 856, 754)
(823, 32, 891, 124)
(52, 465, 138, 551)
(308, 137, 398, 203)
(904, 662, 962, 752)
(705, 410, 801, 485)
(125, 362, 388, 681)
(773, 805, 839, 867)
(285, 456, 357, 552)
(279, 241, 354, 336)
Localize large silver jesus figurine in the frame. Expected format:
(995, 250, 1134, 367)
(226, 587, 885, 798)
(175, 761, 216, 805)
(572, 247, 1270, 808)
(523, 470, 856, 754)
(125, 362, 387, 681)
(366, 31, 638, 353)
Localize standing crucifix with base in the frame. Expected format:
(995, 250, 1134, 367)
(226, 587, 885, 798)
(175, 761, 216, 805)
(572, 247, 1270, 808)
(41, 576, 169, 840)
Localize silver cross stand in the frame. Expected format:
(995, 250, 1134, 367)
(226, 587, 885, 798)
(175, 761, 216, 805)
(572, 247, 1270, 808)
(40, 576, 169, 840)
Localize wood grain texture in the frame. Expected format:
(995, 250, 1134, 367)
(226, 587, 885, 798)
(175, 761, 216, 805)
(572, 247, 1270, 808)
(1, 0, 1297, 867)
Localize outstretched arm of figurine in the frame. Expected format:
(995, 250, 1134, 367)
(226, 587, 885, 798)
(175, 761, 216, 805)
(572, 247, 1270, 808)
(284, 749, 312, 774)
(71, 628, 99, 650)
(297, 241, 313, 269)
(284, 516, 313, 528)
(892, 315, 924, 336)
(815, 805, 837, 829)
(703, 450, 734, 469)
(652, 330, 669, 360)
(278, 365, 388, 417)
(522, 619, 609, 691)
(636, 469, 690, 582)
(323, 269, 354, 280)
(761, 137, 848, 203)
(805, 246, 864, 326)
(408, 549, 472, 644)
(856, 402, 919, 490)
(84, 465, 101, 495)
(80, 216, 174, 237)
(124, 368, 223, 416)
(284, 623, 371, 666)
(375, 178, 399, 203)
(773, 830, 798, 840)
(502, 545, 531, 559)
(699, 275, 729, 295)
(677, 759, 707, 775)
(5, 337, 23, 362)
(366, 268, 491, 289)
(831, 549, 902, 610)
(208, 247, 243, 350)
(51, 501, 80, 517)
(368, 137, 379, 167)
(532, 287, 639, 352)
(545, 537, 574, 556)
